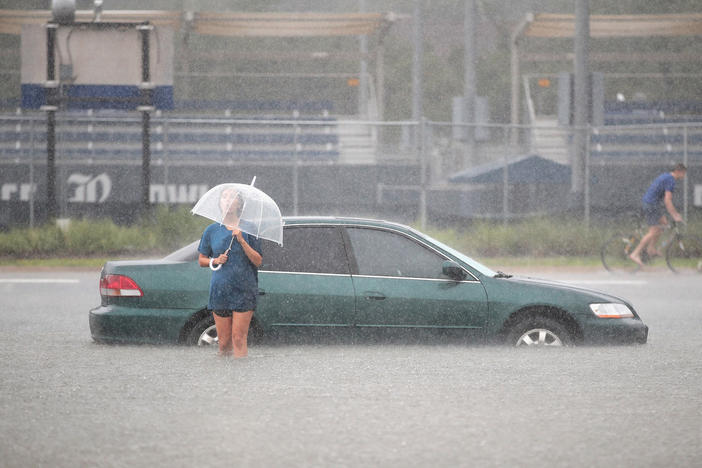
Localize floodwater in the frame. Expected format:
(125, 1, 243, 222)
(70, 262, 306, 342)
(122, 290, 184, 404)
(0, 269, 700, 467)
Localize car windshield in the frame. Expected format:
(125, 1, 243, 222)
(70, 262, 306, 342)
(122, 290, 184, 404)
(407, 227, 497, 277)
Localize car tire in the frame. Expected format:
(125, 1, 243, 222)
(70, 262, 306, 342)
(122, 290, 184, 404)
(187, 315, 217, 346)
(506, 317, 573, 347)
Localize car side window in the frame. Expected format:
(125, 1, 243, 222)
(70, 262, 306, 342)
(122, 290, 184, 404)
(346, 227, 446, 279)
(261, 226, 350, 274)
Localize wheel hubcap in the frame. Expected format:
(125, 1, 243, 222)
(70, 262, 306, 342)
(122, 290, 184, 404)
(516, 328, 563, 347)
(197, 325, 218, 346)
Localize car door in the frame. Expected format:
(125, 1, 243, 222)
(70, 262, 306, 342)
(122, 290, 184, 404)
(257, 225, 355, 329)
(344, 226, 488, 337)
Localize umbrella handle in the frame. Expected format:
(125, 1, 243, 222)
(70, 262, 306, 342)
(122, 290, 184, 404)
(209, 245, 233, 271)
(209, 258, 222, 271)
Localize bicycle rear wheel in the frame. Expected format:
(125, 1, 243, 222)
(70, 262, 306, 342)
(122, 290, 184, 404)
(666, 234, 702, 274)
(601, 232, 642, 273)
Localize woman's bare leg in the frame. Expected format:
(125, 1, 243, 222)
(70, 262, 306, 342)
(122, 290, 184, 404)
(213, 313, 233, 355)
(232, 311, 254, 358)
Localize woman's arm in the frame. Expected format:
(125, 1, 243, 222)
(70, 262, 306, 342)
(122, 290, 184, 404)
(234, 231, 263, 267)
(198, 227, 224, 268)
(198, 252, 228, 267)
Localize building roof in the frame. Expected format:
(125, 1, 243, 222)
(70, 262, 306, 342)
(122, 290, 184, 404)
(523, 13, 702, 39)
(0, 9, 392, 37)
(449, 155, 571, 184)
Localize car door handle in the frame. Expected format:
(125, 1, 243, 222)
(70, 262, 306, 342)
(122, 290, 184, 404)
(364, 292, 386, 300)
(258, 289, 266, 296)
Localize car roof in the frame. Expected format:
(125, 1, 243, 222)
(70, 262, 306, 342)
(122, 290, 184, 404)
(166, 215, 497, 278)
(282, 216, 412, 231)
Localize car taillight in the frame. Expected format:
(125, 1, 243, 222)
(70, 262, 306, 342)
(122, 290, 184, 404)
(100, 274, 143, 297)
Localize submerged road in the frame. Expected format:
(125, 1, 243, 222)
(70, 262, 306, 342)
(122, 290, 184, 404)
(0, 268, 700, 467)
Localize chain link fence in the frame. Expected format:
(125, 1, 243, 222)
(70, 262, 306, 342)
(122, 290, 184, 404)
(1, 111, 701, 228)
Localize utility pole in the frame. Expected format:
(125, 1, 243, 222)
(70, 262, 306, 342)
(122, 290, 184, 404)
(412, 0, 425, 228)
(359, 0, 368, 118)
(44, 23, 59, 220)
(137, 24, 154, 219)
(572, 0, 590, 213)
(412, 0, 423, 128)
(463, 0, 476, 168)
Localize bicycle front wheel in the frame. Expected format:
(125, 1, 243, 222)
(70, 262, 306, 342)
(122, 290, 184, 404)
(666, 234, 702, 274)
(601, 232, 642, 273)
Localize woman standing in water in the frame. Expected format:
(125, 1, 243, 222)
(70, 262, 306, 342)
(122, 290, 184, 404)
(197, 188, 262, 357)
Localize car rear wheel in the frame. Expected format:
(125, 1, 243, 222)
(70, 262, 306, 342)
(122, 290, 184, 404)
(187, 315, 217, 346)
(507, 317, 572, 347)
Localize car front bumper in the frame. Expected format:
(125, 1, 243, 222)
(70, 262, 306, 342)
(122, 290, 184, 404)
(581, 317, 648, 345)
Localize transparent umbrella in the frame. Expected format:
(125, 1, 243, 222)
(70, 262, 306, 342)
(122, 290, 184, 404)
(191, 179, 283, 246)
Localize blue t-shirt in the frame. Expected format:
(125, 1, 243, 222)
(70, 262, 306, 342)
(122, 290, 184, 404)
(198, 223, 262, 311)
(642, 172, 676, 205)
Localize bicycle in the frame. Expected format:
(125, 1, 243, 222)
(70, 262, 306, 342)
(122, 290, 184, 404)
(601, 214, 702, 274)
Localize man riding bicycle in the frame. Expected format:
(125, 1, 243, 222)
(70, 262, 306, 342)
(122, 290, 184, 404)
(629, 163, 687, 267)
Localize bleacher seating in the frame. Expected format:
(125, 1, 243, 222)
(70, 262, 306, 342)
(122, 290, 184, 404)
(0, 102, 341, 162)
(590, 101, 702, 161)
(175, 99, 335, 114)
(603, 101, 702, 125)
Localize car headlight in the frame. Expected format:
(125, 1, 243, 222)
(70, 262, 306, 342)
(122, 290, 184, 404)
(589, 303, 634, 318)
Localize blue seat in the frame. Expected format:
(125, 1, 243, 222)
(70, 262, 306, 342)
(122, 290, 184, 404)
(590, 150, 702, 160)
(590, 134, 683, 145)
(174, 99, 335, 114)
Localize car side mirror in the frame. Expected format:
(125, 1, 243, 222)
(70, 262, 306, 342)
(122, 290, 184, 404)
(442, 261, 467, 281)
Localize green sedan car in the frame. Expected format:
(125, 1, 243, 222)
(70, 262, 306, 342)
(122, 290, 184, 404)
(89, 217, 648, 347)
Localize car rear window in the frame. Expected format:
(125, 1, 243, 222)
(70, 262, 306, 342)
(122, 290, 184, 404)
(261, 226, 350, 274)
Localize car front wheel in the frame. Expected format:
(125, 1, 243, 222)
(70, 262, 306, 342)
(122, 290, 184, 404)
(507, 317, 572, 347)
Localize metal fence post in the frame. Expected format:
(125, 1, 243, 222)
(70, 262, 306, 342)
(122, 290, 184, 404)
(163, 117, 170, 193)
(584, 124, 591, 229)
(293, 118, 299, 216)
(502, 151, 509, 225)
(419, 118, 427, 230)
(683, 124, 688, 220)
(29, 117, 36, 228)
(137, 23, 154, 218)
(44, 22, 59, 221)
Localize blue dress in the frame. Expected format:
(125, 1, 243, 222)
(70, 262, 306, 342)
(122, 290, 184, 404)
(198, 223, 262, 311)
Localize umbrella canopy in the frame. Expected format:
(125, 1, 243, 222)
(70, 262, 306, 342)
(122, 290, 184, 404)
(191, 182, 283, 245)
